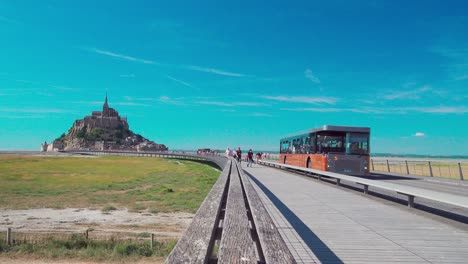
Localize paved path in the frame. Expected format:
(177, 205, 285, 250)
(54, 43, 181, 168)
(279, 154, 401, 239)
(242, 163, 468, 264)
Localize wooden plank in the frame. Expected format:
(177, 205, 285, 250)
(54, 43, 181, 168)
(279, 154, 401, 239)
(246, 164, 468, 264)
(218, 162, 257, 263)
(238, 163, 298, 264)
(166, 161, 231, 264)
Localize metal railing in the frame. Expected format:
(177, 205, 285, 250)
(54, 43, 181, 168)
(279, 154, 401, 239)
(371, 159, 466, 180)
(258, 160, 468, 209)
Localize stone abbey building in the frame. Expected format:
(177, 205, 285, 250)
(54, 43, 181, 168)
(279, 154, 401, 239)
(69, 94, 129, 138)
(41, 94, 168, 152)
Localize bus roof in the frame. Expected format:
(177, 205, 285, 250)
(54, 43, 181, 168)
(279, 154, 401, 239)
(281, 125, 370, 140)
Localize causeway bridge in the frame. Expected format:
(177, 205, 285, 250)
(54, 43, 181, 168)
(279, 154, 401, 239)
(71, 151, 468, 263)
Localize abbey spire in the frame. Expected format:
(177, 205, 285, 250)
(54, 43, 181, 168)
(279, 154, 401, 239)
(103, 92, 109, 112)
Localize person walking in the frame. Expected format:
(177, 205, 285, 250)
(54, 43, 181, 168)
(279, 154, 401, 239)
(236, 147, 242, 164)
(247, 149, 254, 167)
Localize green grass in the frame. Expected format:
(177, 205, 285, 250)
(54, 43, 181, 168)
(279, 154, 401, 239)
(0, 234, 176, 261)
(0, 155, 220, 213)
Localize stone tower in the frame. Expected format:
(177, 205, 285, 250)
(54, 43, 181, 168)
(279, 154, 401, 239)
(102, 92, 110, 117)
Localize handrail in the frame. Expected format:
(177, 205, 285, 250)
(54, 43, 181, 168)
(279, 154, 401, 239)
(259, 160, 468, 209)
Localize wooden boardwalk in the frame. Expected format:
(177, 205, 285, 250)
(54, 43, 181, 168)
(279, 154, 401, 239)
(242, 163, 468, 264)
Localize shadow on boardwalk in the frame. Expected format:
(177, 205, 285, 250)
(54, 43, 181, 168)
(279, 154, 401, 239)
(245, 171, 343, 264)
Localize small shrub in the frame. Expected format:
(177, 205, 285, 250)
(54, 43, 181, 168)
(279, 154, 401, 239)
(137, 244, 153, 257)
(113, 242, 138, 256)
(102, 205, 117, 212)
(138, 232, 151, 238)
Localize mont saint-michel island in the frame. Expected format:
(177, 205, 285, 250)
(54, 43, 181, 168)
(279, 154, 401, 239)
(41, 94, 168, 152)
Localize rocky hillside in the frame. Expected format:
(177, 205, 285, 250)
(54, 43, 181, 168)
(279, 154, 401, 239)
(49, 95, 168, 152)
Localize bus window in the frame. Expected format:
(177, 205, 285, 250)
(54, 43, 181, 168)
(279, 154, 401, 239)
(317, 133, 345, 153)
(346, 133, 369, 155)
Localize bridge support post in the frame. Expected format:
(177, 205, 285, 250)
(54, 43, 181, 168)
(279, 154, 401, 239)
(336, 179, 341, 186)
(459, 163, 464, 181)
(386, 160, 390, 172)
(371, 159, 374, 171)
(405, 160, 410, 174)
(363, 185, 368, 194)
(6, 227, 12, 245)
(428, 161, 433, 177)
(408, 195, 415, 208)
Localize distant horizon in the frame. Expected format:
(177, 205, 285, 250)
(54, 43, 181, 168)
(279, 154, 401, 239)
(1, 148, 468, 160)
(1, 1, 467, 155)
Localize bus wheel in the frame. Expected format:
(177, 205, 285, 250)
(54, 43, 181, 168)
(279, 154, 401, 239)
(283, 156, 287, 164)
(306, 157, 311, 168)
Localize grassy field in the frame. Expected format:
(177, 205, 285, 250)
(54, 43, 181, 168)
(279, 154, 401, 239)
(0, 155, 220, 213)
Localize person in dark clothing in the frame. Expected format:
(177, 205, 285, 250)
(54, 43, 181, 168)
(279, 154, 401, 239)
(256, 152, 263, 163)
(247, 149, 254, 167)
(236, 147, 242, 163)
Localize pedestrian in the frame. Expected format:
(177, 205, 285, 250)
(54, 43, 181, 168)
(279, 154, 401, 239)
(256, 152, 262, 163)
(236, 147, 242, 164)
(225, 147, 230, 157)
(247, 149, 254, 167)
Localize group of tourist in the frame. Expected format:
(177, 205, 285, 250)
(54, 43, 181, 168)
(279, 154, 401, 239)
(225, 147, 269, 167)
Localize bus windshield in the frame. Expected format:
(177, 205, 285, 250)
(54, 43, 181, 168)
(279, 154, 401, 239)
(346, 133, 369, 155)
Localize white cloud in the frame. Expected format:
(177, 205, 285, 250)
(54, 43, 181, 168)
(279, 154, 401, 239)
(0, 107, 74, 114)
(89, 48, 248, 78)
(158, 96, 185, 105)
(384, 85, 431, 100)
(0, 114, 46, 119)
(197, 101, 268, 107)
(280, 107, 376, 113)
(92, 49, 157, 65)
(187, 66, 245, 77)
(280, 106, 468, 114)
(262, 95, 337, 104)
(112, 102, 150, 107)
(167, 75, 192, 87)
(406, 106, 468, 114)
(414, 132, 425, 137)
(304, 69, 320, 83)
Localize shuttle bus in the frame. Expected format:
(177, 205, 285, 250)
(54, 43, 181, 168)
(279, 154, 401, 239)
(280, 125, 370, 176)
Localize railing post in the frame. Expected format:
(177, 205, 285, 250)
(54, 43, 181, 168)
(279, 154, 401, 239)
(85, 229, 89, 240)
(459, 163, 464, 181)
(150, 233, 154, 248)
(428, 161, 433, 177)
(6, 227, 12, 245)
(405, 160, 410, 174)
(371, 159, 375, 171)
(386, 160, 390, 172)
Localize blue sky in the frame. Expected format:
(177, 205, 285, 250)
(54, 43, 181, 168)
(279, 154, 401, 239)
(0, 0, 467, 155)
